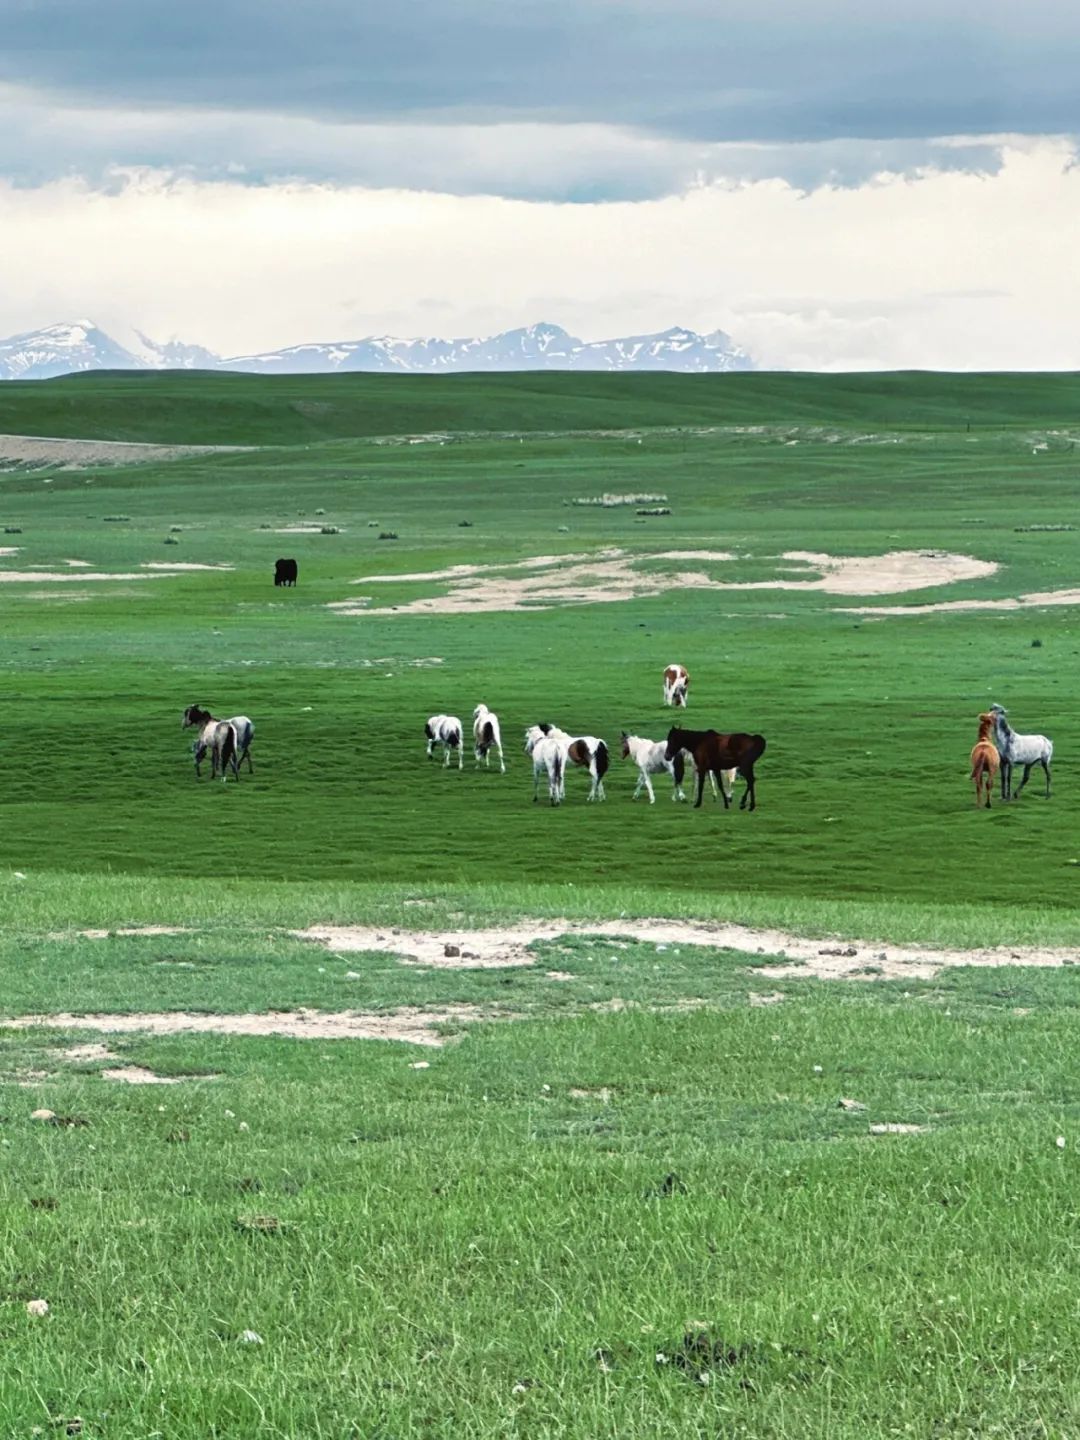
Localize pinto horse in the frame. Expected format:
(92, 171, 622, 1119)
(539, 723, 609, 801)
(664, 726, 766, 811)
(970, 712, 1000, 809)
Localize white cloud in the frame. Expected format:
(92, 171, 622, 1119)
(0, 139, 1076, 369)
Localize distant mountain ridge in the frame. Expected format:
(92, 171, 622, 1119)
(0, 319, 753, 381)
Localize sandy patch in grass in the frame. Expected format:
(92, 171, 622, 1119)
(0, 546, 20, 557)
(47, 926, 190, 941)
(271, 524, 342, 534)
(331, 547, 996, 617)
(140, 562, 234, 572)
(296, 917, 1080, 982)
(0, 569, 217, 583)
(101, 1065, 219, 1084)
(0, 433, 251, 468)
(7, 1005, 494, 1046)
(842, 588, 1080, 618)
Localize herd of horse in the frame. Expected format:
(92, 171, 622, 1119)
(180, 665, 1053, 816)
(425, 665, 767, 810)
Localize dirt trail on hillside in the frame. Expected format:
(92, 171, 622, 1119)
(297, 917, 1079, 982)
(0, 433, 252, 469)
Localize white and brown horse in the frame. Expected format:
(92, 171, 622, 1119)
(990, 703, 1052, 799)
(425, 714, 464, 769)
(663, 664, 690, 708)
(524, 724, 565, 805)
(538, 723, 609, 802)
(181, 705, 240, 782)
(473, 704, 506, 773)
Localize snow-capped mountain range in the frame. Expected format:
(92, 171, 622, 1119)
(0, 320, 753, 381)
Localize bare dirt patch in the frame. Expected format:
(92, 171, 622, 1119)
(140, 562, 234, 572)
(330, 548, 997, 618)
(101, 1066, 219, 1085)
(841, 588, 1080, 618)
(46, 926, 190, 941)
(0, 568, 227, 584)
(0, 433, 251, 469)
(296, 918, 1080, 982)
(7, 1005, 496, 1046)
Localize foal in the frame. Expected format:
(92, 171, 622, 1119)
(181, 705, 240, 782)
(665, 726, 766, 810)
(970, 712, 1000, 809)
(472, 704, 506, 773)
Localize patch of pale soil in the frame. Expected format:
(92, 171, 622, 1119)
(869, 1123, 929, 1135)
(63, 559, 89, 567)
(140, 562, 234, 572)
(61, 1042, 118, 1062)
(569, 1087, 613, 1102)
(749, 991, 785, 1006)
(842, 588, 1080, 618)
(47, 926, 190, 941)
(0, 433, 251, 469)
(6, 1004, 493, 1046)
(102, 1065, 219, 1084)
(0, 570, 215, 583)
(271, 525, 343, 534)
(330, 547, 996, 618)
(295, 918, 1080, 982)
(0, 546, 20, 557)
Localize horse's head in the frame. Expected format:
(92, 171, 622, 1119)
(620, 731, 631, 759)
(473, 704, 485, 719)
(182, 705, 209, 730)
(663, 728, 684, 762)
(672, 684, 687, 708)
(523, 725, 544, 755)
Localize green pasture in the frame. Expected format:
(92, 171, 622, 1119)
(2, 370, 1080, 1435)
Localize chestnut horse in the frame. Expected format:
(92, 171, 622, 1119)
(970, 712, 1000, 809)
(664, 726, 766, 811)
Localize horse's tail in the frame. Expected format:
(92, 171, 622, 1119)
(671, 749, 685, 786)
(746, 734, 767, 766)
(593, 741, 609, 781)
(221, 722, 238, 778)
(551, 747, 563, 797)
(478, 719, 494, 756)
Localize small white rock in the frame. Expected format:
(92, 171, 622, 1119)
(1056, 1135, 1067, 1149)
(238, 1121, 249, 1132)
(409, 1061, 430, 1070)
(30, 1109, 55, 1122)
(239, 1329, 263, 1344)
(26, 1299, 49, 1317)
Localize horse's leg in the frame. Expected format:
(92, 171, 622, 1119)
(718, 768, 732, 810)
(457, 742, 463, 771)
(1043, 759, 1052, 797)
(498, 742, 506, 775)
(740, 766, 755, 811)
(1000, 758, 1011, 800)
(1015, 762, 1032, 797)
(693, 765, 705, 808)
(645, 772, 655, 804)
(533, 761, 540, 803)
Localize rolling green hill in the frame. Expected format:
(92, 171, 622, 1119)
(1, 368, 1079, 446)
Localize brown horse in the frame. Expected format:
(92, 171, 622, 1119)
(664, 727, 766, 810)
(970, 712, 1000, 809)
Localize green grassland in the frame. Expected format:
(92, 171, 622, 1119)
(2, 369, 1080, 1436)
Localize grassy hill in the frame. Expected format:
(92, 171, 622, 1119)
(0, 368, 1079, 445)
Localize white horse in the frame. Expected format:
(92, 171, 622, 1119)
(181, 705, 239, 782)
(621, 731, 733, 804)
(473, 704, 506, 773)
(990, 704, 1052, 799)
(524, 724, 564, 805)
(538, 723, 609, 802)
(182, 705, 253, 774)
(425, 714, 464, 769)
(663, 663, 690, 708)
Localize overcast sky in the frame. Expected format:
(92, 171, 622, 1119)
(0, 0, 1076, 368)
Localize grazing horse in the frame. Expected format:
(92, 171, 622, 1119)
(425, 714, 464, 769)
(970, 712, 1000, 809)
(663, 664, 690, 708)
(539, 723, 609, 801)
(274, 558, 298, 587)
(183, 705, 254, 774)
(472, 704, 506, 773)
(990, 703, 1052, 799)
(180, 705, 239, 782)
(665, 726, 766, 810)
(524, 725, 565, 805)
